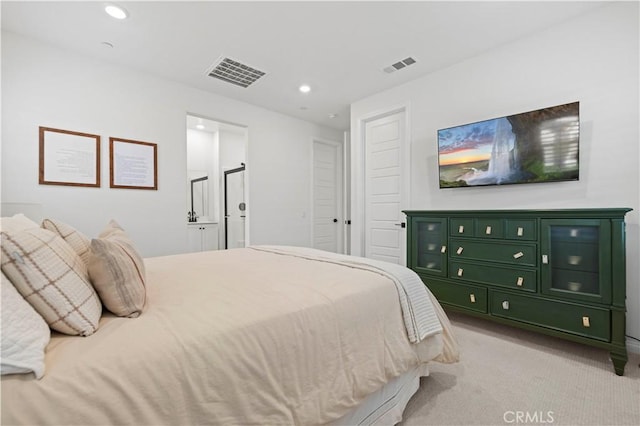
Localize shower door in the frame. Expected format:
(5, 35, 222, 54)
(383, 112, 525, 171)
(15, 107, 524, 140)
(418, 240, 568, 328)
(224, 165, 246, 249)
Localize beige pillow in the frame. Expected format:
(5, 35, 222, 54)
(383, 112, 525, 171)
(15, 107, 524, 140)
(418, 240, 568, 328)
(42, 218, 91, 266)
(0, 228, 101, 336)
(0, 213, 39, 235)
(88, 220, 146, 318)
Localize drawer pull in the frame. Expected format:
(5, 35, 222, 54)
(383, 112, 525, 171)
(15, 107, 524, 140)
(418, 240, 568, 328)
(458, 225, 464, 233)
(568, 255, 582, 265)
(485, 225, 492, 235)
(516, 277, 524, 286)
(582, 316, 590, 328)
(441, 245, 447, 253)
(457, 268, 464, 277)
(456, 247, 464, 255)
(469, 294, 476, 303)
(502, 300, 510, 310)
(513, 251, 524, 259)
(542, 254, 549, 264)
(517, 227, 524, 237)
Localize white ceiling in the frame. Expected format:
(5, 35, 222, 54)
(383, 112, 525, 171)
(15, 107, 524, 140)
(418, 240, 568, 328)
(1, 1, 607, 131)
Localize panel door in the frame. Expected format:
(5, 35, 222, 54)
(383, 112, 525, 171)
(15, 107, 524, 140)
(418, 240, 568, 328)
(364, 110, 407, 265)
(313, 140, 342, 253)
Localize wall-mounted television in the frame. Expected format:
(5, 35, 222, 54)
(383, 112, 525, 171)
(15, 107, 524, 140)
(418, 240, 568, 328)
(438, 102, 579, 188)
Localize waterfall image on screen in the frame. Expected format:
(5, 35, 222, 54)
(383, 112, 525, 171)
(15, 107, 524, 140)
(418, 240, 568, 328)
(438, 102, 579, 188)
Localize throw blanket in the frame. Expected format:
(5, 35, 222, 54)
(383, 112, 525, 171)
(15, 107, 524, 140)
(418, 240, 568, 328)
(250, 246, 443, 343)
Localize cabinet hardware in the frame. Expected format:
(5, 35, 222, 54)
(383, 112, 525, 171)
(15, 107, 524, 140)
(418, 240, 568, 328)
(469, 294, 476, 303)
(542, 254, 549, 264)
(517, 227, 524, 236)
(513, 251, 524, 259)
(502, 301, 510, 310)
(516, 277, 524, 286)
(458, 225, 464, 233)
(456, 247, 464, 255)
(441, 245, 447, 253)
(582, 316, 590, 328)
(485, 225, 492, 235)
(457, 268, 464, 277)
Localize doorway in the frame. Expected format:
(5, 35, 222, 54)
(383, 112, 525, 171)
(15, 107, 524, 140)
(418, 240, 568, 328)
(312, 139, 343, 253)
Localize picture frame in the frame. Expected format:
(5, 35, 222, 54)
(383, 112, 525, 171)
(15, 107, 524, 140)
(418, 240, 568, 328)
(39, 126, 101, 187)
(109, 137, 158, 190)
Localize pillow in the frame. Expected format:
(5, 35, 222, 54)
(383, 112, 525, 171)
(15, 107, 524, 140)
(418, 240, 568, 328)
(88, 220, 146, 318)
(1, 271, 50, 379)
(1, 228, 102, 336)
(42, 218, 91, 266)
(0, 213, 39, 235)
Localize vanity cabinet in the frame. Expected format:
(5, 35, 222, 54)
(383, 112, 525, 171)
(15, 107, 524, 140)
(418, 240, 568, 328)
(188, 222, 219, 252)
(405, 208, 631, 375)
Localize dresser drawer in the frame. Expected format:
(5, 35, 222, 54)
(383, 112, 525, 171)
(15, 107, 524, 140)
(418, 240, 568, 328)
(450, 261, 536, 292)
(426, 279, 487, 313)
(476, 218, 504, 239)
(490, 291, 610, 341)
(450, 238, 537, 266)
(505, 219, 537, 240)
(450, 218, 474, 237)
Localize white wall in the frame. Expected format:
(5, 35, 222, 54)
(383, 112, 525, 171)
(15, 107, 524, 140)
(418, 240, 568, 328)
(1, 31, 342, 256)
(351, 2, 640, 350)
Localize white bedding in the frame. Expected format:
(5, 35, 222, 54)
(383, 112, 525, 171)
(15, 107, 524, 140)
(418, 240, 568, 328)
(1, 246, 458, 425)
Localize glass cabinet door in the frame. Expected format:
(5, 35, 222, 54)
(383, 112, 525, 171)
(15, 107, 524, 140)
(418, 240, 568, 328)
(540, 219, 611, 304)
(410, 217, 448, 276)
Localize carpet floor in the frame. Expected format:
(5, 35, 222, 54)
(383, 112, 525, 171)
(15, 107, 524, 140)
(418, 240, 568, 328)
(399, 311, 640, 425)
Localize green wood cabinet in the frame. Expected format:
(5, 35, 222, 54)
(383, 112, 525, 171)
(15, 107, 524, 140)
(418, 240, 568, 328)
(404, 208, 632, 375)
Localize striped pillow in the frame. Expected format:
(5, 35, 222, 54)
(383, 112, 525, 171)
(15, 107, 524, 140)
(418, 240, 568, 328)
(0, 228, 102, 336)
(42, 218, 91, 266)
(88, 220, 146, 318)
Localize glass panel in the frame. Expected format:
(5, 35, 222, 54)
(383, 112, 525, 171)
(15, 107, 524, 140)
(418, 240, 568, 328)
(550, 225, 599, 295)
(417, 221, 442, 271)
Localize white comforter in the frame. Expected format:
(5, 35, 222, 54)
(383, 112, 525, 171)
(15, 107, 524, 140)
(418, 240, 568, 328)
(1, 246, 458, 425)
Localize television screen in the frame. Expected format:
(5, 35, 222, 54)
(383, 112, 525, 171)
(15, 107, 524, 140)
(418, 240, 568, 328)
(438, 102, 579, 188)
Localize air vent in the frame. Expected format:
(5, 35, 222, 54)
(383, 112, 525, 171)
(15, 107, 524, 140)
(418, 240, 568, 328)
(207, 57, 266, 88)
(383, 57, 417, 74)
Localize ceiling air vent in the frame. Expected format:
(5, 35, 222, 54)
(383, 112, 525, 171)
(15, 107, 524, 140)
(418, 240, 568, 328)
(207, 57, 266, 88)
(383, 57, 417, 74)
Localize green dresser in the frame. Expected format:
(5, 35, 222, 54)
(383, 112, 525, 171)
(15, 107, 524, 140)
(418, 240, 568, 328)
(404, 208, 631, 375)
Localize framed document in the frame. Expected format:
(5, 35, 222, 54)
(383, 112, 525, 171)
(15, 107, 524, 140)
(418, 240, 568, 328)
(39, 127, 100, 187)
(109, 137, 158, 190)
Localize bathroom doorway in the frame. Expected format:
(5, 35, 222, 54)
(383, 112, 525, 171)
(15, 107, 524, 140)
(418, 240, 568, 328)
(186, 114, 248, 250)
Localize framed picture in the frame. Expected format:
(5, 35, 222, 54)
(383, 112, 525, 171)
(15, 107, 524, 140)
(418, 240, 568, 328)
(109, 137, 158, 190)
(39, 127, 101, 187)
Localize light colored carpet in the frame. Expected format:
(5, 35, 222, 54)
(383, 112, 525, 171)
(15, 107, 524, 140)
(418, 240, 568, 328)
(400, 312, 640, 425)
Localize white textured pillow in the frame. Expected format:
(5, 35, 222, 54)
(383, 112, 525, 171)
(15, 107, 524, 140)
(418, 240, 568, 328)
(1, 228, 102, 336)
(0, 213, 39, 235)
(1, 271, 50, 379)
(42, 218, 91, 266)
(88, 220, 146, 318)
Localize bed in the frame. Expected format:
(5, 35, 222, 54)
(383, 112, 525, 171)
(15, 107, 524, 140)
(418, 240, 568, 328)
(1, 215, 458, 425)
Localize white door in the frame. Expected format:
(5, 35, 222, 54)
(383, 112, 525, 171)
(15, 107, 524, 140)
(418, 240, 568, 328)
(364, 110, 408, 265)
(313, 140, 343, 253)
(225, 167, 245, 249)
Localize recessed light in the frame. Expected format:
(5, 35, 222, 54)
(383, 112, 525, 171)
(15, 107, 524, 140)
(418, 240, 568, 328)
(105, 4, 128, 20)
(328, 113, 338, 119)
(299, 84, 311, 94)
(196, 124, 205, 130)
(100, 41, 114, 48)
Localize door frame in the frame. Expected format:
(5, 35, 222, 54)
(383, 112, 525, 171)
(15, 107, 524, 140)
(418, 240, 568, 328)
(350, 103, 411, 260)
(311, 137, 344, 253)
